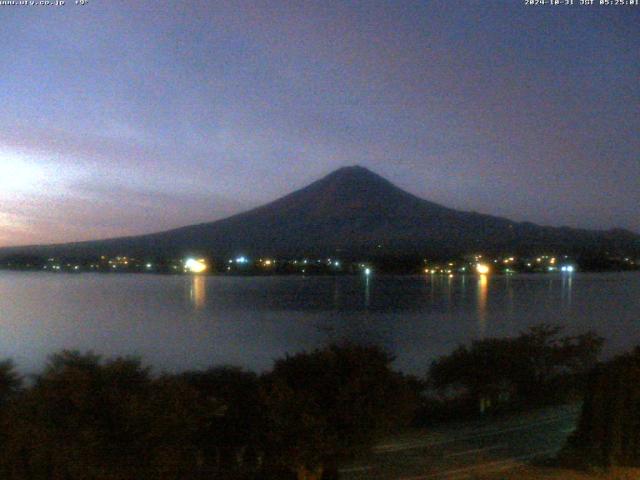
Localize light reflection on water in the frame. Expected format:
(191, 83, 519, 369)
(477, 274, 488, 337)
(189, 275, 206, 310)
(0, 272, 638, 376)
(364, 275, 371, 308)
(561, 275, 573, 310)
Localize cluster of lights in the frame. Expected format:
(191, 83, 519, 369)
(33, 252, 586, 277)
(425, 268, 455, 274)
(108, 256, 130, 266)
(476, 263, 490, 275)
(325, 258, 341, 267)
(44, 262, 82, 272)
(184, 258, 208, 274)
(226, 257, 343, 272)
(257, 258, 277, 268)
(423, 260, 467, 275)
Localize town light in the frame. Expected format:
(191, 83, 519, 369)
(184, 258, 208, 274)
(476, 263, 490, 275)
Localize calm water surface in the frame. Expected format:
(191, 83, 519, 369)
(0, 272, 638, 375)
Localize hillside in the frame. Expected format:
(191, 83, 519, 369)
(1, 166, 638, 260)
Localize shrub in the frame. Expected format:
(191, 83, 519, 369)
(0, 351, 221, 480)
(428, 325, 603, 414)
(260, 343, 420, 479)
(566, 347, 640, 468)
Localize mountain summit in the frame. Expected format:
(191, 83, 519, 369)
(1, 166, 639, 259)
(244, 165, 449, 221)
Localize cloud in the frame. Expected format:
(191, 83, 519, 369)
(1, 2, 638, 244)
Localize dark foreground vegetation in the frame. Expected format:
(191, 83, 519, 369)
(561, 346, 640, 469)
(0, 325, 617, 480)
(0, 346, 418, 480)
(425, 325, 603, 421)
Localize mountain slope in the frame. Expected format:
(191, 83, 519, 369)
(1, 166, 639, 259)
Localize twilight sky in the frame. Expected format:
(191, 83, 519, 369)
(1, 1, 638, 247)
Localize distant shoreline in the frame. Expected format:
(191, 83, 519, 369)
(1, 268, 639, 275)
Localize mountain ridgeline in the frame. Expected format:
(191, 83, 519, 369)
(1, 166, 639, 261)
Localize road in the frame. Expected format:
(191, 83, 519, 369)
(339, 404, 580, 480)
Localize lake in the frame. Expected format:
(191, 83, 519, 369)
(0, 271, 638, 376)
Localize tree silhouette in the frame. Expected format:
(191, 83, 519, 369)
(0, 359, 21, 406)
(429, 325, 603, 413)
(0, 351, 222, 480)
(260, 343, 419, 480)
(180, 366, 265, 476)
(567, 347, 640, 467)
